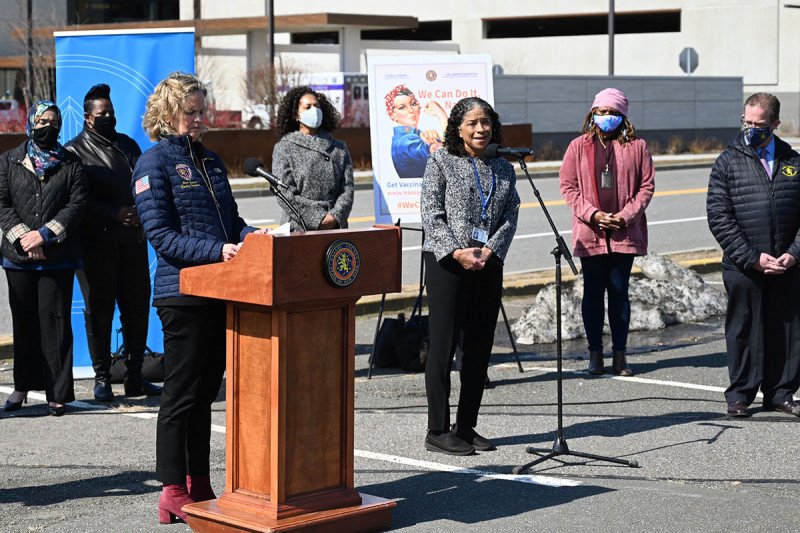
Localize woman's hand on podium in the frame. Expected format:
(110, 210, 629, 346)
(221, 243, 240, 262)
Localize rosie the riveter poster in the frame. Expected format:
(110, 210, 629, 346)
(367, 54, 493, 224)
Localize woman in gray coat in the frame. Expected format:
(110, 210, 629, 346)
(421, 97, 520, 455)
(271, 86, 354, 231)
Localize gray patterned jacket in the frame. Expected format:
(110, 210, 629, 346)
(421, 149, 520, 263)
(271, 130, 354, 230)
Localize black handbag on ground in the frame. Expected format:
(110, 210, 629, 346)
(372, 313, 404, 368)
(393, 294, 429, 373)
(109, 347, 165, 384)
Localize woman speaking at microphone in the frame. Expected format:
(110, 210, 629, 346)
(271, 85, 354, 231)
(420, 97, 520, 455)
(559, 88, 654, 377)
(132, 72, 266, 524)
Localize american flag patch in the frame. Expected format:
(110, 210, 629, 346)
(135, 175, 150, 194)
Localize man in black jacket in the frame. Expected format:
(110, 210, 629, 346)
(707, 92, 800, 418)
(66, 84, 161, 401)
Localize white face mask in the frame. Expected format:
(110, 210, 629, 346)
(298, 106, 323, 129)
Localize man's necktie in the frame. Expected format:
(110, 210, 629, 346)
(759, 148, 772, 178)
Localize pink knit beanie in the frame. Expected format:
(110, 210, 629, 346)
(591, 88, 628, 116)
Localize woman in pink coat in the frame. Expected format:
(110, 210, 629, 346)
(559, 88, 655, 376)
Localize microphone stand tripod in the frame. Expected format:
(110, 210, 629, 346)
(269, 185, 307, 232)
(511, 155, 638, 474)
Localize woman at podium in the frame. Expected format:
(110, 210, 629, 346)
(132, 72, 266, 524)
(271, 86, 354, 231)
(420, 97, 520, 455)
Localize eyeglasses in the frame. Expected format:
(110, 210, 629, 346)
(741, 118, 772, 129)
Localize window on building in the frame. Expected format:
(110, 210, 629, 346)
(361, 21, 452, 41)
(485, 10, 680, 39)
(290, 32, 339, 45)
(67, 0, 179, 24)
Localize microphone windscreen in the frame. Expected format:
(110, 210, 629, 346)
(242, 157, 263, 177)
(485, 143, 500, 159)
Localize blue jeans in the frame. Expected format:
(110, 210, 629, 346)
(580, 253, 635, 352)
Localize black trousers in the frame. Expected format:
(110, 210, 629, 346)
(424, 252, 502, 432)
(76, 231, 151, 382)
(722, 265, 800, 406)
(155, 303, 226, 485)
(5, 268, 75, 404)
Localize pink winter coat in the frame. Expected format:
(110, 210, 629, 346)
(559, 134, 655, 257)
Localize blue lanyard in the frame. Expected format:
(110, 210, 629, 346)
(471, 158, 495, 222)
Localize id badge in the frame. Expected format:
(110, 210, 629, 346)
(601, 167, 615, 190)
(471, 226, 489, 245)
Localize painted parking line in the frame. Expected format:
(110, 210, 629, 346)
(496, 363, 764, 399)
(0, 385, 577, 487)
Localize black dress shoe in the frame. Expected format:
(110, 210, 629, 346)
(453, 425, 496, 451)
(763, 400, 800, 416)
(93, 381, 115, 402)
(124, 377, 163, 397)
(48, 404, 66, 417)
(727, 401, 749, 417)
(425, 431, 475, 456)
(3, 392, 27, 412)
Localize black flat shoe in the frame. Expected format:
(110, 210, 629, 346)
(4, 391, 27, 412)
(47, 404, 66, 417)
(124, 377, 163, 397)
(93, 381, 115, 402)
(425, 431, 475, 456)
(453, 424, 496, 452)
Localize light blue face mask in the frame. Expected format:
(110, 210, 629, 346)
(593, 114, 623, 133)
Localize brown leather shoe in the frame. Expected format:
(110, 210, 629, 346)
(612, 350, 633, 376)
(726, 401, 749, 417)
(763, 400, 800, 416)
(587, 350, 604, 375)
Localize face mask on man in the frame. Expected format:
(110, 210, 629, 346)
(593, 114, 623, 133)
(298, 106, 323, 129)
(31, 125, 60, 149)
(744, 125, 771, 146)
(92, 115, 117, 138)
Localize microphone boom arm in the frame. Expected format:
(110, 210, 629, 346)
(517, 156, 578, 275)
(270, 185, 308, 232)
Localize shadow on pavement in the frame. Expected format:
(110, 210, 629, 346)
(0, 470, 159, 507)
(359, 471, 611, 528)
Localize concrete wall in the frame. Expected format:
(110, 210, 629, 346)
(494, 75, 742, 152)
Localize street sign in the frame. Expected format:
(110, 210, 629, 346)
(679, 47, 699, 74)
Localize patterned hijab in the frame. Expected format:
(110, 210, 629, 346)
(25, 100, 64, 179)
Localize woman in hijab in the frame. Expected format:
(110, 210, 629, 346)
(0, 100, 88, 416)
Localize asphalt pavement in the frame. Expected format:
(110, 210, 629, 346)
(2, 269, 799, 532)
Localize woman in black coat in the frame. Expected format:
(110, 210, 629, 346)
(0, 100, 88, 416)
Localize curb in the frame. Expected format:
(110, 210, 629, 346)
(354, 249, 723, 317)
(0, 250, 723, 362)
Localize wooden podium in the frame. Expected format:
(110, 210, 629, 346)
(179, 226, 401, 532)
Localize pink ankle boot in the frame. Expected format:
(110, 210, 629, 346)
(186, 474, 217, 502)
(158, 484, 195, 524)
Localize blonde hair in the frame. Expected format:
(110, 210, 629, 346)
(142, 72, 207, 141)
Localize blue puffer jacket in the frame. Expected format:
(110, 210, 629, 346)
(132, 135, 255, 301)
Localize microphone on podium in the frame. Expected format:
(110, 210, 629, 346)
(485, 143, 534, 159)
(242, 157, 289, 189)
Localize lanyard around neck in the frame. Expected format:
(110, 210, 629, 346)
(471, 157, 495, 222)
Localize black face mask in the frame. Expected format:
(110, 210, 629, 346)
(31, 125, 60, 149)
(91, 115, 117, 138)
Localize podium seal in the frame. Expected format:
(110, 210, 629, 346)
(325, 240, 361, 287)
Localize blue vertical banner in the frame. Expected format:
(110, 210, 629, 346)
(55, 28, 194, 376)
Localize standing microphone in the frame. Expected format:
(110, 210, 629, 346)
(485, 143, 534, 159)
(242, 157, 289, 189)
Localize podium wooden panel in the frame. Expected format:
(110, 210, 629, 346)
(179, 226, 400, 532)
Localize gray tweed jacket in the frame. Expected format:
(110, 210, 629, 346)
(271, 130, 354, 230)
(421, 149, 520, 262)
